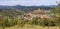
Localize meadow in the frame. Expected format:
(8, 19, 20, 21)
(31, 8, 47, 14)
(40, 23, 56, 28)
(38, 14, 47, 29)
(0, 24, 59, 29)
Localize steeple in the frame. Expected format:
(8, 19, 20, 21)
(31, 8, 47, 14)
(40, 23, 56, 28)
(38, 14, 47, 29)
(38, 8, 41, 10)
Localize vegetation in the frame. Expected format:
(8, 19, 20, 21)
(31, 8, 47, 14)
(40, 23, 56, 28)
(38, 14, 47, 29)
(0, 1, 60, 29)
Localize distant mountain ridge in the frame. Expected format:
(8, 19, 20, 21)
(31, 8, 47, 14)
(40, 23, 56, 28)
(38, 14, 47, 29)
(0, 5, 56, 12)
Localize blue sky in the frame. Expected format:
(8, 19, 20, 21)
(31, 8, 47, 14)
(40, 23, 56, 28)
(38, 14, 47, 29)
(0, 0, 60, 6)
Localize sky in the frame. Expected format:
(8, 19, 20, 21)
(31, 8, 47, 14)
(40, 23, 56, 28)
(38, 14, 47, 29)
(0, 0, 60, 6)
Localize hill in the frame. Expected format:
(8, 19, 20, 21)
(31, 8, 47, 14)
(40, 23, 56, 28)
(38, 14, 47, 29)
(0, 5, 55, 12)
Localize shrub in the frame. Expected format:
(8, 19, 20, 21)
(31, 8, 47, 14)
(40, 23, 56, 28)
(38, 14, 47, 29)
(17, 19, 26, 27)
(27, 17, 41, 25)
(0, 17, 18, 27)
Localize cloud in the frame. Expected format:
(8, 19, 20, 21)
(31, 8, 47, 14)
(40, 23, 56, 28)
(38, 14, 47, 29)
(0, 0, 59, 6)
(0, 0, 17, 1)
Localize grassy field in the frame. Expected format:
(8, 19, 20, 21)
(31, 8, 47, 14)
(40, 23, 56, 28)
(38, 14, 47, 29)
(0, 24, 60, 29)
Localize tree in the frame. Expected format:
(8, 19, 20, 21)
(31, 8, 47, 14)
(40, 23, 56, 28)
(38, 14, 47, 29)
(53, 1, 60, 27)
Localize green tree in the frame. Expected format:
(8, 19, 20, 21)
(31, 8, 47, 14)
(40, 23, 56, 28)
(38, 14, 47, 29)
(53, 1, 60, 27)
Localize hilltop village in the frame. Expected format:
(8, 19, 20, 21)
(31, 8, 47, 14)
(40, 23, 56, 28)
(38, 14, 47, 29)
(18, 8, 51, 20)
